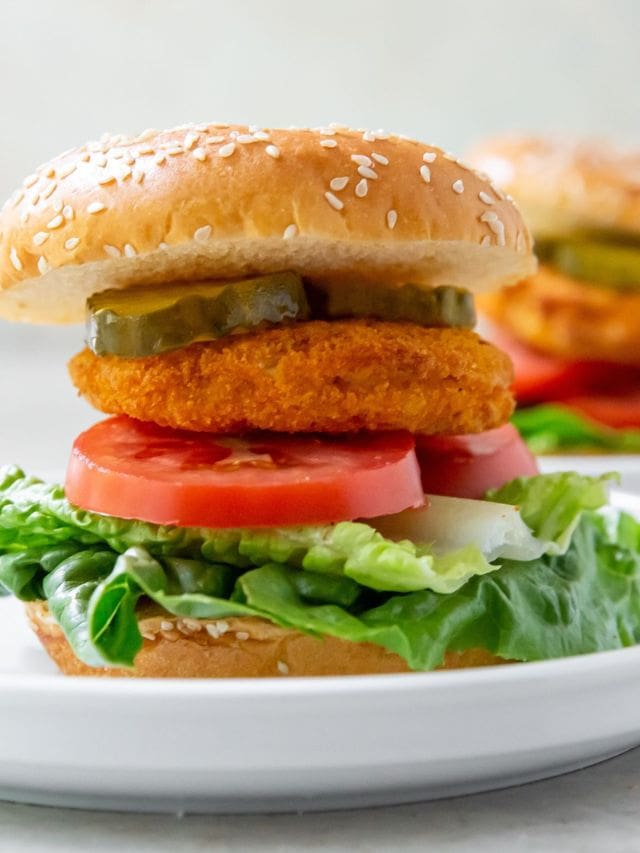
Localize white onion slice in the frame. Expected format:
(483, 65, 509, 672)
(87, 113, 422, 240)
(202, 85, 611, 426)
(372, 495, 546, 563)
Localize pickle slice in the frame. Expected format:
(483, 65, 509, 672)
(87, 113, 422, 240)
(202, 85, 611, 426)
(310, 283, 476, 328)
(87, 272, 310, 357)
(539, 238, 640, 289)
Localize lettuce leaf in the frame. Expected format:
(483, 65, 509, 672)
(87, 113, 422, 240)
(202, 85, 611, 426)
(1, 466, 633, 671)
(9, 510, 640, 670)
(512, 405, 640, 454)
(487, 471, 616, 554)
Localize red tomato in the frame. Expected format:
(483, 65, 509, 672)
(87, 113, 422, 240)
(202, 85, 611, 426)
(415, 424, 539, 499)
(65, 416, 424, 528)
(563, 393, 640, 429)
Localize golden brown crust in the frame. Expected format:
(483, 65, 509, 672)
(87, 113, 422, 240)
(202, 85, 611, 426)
(479, 266, 640, 364)
(0, 123, 535, 323)
(25, 601, 508, 677)
(469, 134, 640, 238)
(68, 320, 514, 435)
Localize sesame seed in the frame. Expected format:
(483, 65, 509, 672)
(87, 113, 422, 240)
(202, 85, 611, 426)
(33, 231, 49, 246)
(133, 169, 145, 184)
(362, 130, 376, 142)
(253, 130, 270, 141)
(103, 244, 121, 258)
(80, 152, 91, 162)
(97, 174, 116, 185)
(205, 624, 220, 639)
(93, 154, 107, 168)
(43, 166, 56, 178)
(41, 182, 56, 200)
(11, 191, 24, 207)
(87, 201, 106, 214)
(265, 144, 280, 159)
(205, 135, 225, 144)
(371, 152, 389, 165)
(480, 234, 492, 247)
(20, 211, 30, 224)
(23, 174, 38, 188)
(324, 191, 344, 211)
(423, 152, 437, 163)
(357, 165, 377, 180)
(123, 154, 135, 166)
(355, 178, 368, 197)
(136, 145, 154, 156)
(480, 211, 505, 246)
(184, 131, 198, 149)
(119, 166, 132, 180)
(160, 620, 173, 632)
(123, 243, 137, 257)
(452, 179, 465, 194)
(218, 142, 236, 158)
(237, 134, 258, 144)
(479, 191, 495, 205)
(387, 209, 398, 229)
(47, 215, 63, 229)
(216, 620, 229, 635)
(64, 237, 80, 251)
(330, 176, 349, 191)
(165, 147, 184, 156)
(52, 200, 63, 214)
(192, 147, 207, 162)
(351, 154, 372, 167)
(420, 164, 431, 183)
(59, 165, 76, 186)
(235, 631, 250, 641)
(277, 660, 290, 675)
(158, 242, 169, 250)
(154, 153, 166, 165)
(443, 152, 457, 161)
(320, 139, 338, 148)
(283, 223, 298, 239)
(37, 256, 50, 275)
(182, 618, 202, 633)
(30, 192, 40, 205)
(194, 225, 212, 242)
(9, 248, 22, 271)
(141, 631, 156, 642)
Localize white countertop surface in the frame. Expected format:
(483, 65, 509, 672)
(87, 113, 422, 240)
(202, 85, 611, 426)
(1, 748, 639, 852)
(2, 320, 640, 851)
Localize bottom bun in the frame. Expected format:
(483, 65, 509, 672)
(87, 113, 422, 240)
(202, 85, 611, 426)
(25, 601, 509, 677)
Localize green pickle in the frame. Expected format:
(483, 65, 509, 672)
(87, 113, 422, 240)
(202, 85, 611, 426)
(312, 282, 476, 328)
(538, 237, 640, 289)
(87, 272, 310, 357)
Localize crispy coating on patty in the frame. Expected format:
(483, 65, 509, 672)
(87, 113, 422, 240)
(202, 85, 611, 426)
(480, 265, 640, 364)
(69, 320, 514, 435)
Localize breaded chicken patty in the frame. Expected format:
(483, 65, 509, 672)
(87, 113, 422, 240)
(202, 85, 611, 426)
(69, 320, 514, 435)
(480, 266, 640, 365)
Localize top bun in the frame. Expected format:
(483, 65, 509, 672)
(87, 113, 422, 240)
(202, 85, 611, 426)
(0, 123, 535, 324)
(469, 134, 640, 240)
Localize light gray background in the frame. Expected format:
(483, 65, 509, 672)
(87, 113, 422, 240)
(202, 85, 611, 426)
(1, 0, 638, 470)
(1, 4, 639, 848)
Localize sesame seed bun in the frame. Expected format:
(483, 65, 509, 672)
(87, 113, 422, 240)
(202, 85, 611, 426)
(0, 123, 535, 324)
(25, 601, 508, 677)
(469, 135, 640, 239)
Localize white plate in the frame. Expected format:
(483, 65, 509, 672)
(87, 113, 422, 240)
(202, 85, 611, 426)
(1, 491, 640, 815)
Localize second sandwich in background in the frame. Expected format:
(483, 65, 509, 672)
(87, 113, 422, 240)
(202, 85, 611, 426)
(470, 136, 640, 454)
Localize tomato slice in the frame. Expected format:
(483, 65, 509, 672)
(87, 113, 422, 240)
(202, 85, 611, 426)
(415, 424, 539, 499)
(563, 393, 640, 429)
(65, 416, 424, 528)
